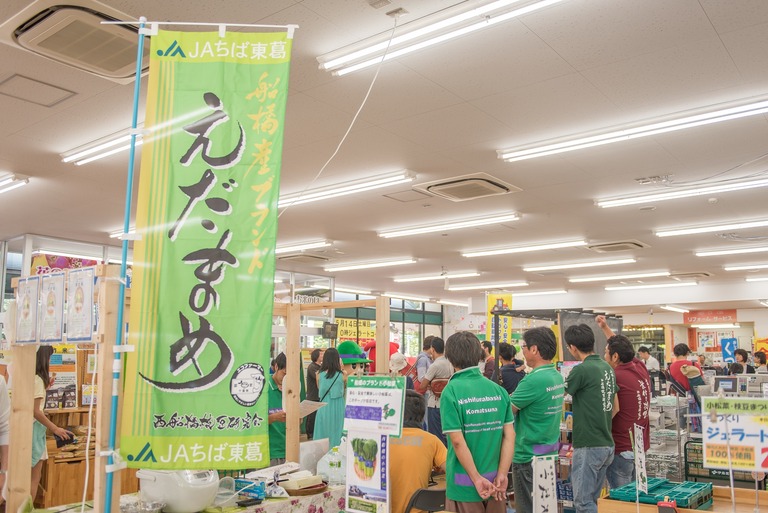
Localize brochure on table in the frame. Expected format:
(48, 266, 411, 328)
(344, 376, 405, 513)
(703, 397, 768, 471)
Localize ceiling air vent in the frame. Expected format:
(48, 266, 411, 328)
(0, 1, 150, 83)
(413, 173, 521, 202)
(277, 254, 330, 264)
(587, 240, 649, 253)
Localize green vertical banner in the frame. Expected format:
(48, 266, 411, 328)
(121, 29, 293, 469)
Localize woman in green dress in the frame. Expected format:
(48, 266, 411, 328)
(313, 348, 346, 448)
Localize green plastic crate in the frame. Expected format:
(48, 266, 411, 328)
(609, 480, 713, 509)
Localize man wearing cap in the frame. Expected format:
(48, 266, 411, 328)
(390, 352, 415, 389)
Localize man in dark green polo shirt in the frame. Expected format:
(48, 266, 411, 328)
(441, 331, 514, 513)
(564, 324, 618, 513)
(268, 353, 287, 465)
(510, 327, 564, 513)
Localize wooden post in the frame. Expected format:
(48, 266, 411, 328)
(375, 296, 390, 374)
(94, 265, 122, 513)
(285, 303, 301, 462)
(7, 299, 36, 512)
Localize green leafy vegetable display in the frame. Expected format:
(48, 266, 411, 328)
(351, 438, 378, 480)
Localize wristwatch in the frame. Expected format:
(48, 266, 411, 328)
(0, 470, 7, 474)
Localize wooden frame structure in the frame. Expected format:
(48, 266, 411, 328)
(5, 270, 391, 511)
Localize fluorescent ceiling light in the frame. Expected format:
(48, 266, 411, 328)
(569, 271, 670, 283)
(62, 110, 209, 165)
(463, 240, 586, 258)
(379, 213, 518, 238)
(596, 178, 768, 208)
(747, 277, 768, 283)
(524, 258, 636, 272)
(725, 264, 768, 271)
(438, 299, 469, 307)
(639, 327, 664, 331)
(62, 133, 138, 164)
(447, 282, 528, 291)
(605, 282, 697, 291)
(760, 300, 768, 307)
(318, 0, 565, 76)
(656, 219, 768, 237)
(691, 323, 740, 329)
(335, 286, 373, 295)
(275, 240, 332, 255)
(0, 175, 29, 195)
(513, 289, 567, 297)
(394, 272, 480, 283)
(696, 246, 768, 257)
(660, 305, 689, 313)
(383, 293, 429, 302)
(498, 95, 768, 162)
(279, 170, 415, 208)
(33, 250, 102, 262)
(325, 258, 417, 272)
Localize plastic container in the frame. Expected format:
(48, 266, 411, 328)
(327, 447, 344, 486)
(609, 479, 713, 510)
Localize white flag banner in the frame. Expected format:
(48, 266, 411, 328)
(634, 423, 648, 493)
(533, 455, 558, 513)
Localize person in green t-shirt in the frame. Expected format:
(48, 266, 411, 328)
(509, 327, 564, 513)
(564, 324, 618, 513)
(441, 331, 514, 513)
(268, 353, 287, 466)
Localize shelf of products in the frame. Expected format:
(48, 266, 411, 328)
(684, 440, 765, 489)
(648, 396, 688, 481)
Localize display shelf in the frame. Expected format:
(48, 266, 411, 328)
(684, 440, 765, 489)
(648, 397, 688, 481)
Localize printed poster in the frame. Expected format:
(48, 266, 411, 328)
(533, 456, 558, 513)
(337, 318, 376, 346)
(697, 331, 715, 349)
(121, 28, 293, 469)
(634, 424, 648, 492)
(39, 272, 65, 343)
(346, 431, 389, 513)
(703, 397, 768, 471)
(15, 276, 40, 343)
(344, 376, 406, 437)
(486, 293, 513, 345)
(66, 267, 95, 342)
(45, 344, 78, 409)
(82, 384, 97, 406)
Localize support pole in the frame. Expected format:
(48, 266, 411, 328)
(105, 17, 147, 513)
(285, 303, 301, 462)
(7, 311, 35, 512)
(94, 265, 123, 513)
(375, 297, 390, 374)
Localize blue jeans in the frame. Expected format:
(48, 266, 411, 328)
(571, 446, 614, 513)
(606, 451, 635, 489)
(427, 407, 446, 446)
(511, 462, 533, 513)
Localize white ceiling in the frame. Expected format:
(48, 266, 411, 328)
(1, 0, 768, 316)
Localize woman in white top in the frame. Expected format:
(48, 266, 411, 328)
(32, 346, 73, 501)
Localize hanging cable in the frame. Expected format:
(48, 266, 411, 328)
(278, 16, 401, 219)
